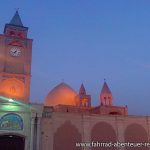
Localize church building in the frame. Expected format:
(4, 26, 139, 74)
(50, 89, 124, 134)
(0, 11, 150, 150)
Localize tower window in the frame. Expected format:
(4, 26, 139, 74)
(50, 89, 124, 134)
(18, 32, 24, 38)
(9, 31, 15, 36)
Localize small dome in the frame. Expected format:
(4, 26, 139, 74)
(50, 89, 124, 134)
(44, 82, 77, 106)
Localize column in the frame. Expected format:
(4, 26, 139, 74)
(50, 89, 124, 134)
(115, 116, 125, 150)
(82, 115, 91, 150)
(36, 116, 41, 150)
(30, 116, 35, 150)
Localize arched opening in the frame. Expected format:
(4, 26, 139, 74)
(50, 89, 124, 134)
(91, 122, 116, 150)
(125, 123, 148, 150)
(54, 121, 82, 150)
(0, 134, 25, 150)
(109, 111, 121, 115)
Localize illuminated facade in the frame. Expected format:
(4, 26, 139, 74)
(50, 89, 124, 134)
(0, 12, 150, 150)
(0, 11, 32, 103)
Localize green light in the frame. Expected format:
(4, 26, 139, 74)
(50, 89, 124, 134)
(1, 104, 21, 111)
(0, 96, 26, 106)
(0, 95, 36, 112)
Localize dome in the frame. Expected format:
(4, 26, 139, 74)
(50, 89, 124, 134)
(44, 82, 77, 106)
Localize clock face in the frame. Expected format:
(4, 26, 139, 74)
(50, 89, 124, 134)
(9, 47, 21, 57)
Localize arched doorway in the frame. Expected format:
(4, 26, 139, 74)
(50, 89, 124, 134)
(0, 135, 25, 150)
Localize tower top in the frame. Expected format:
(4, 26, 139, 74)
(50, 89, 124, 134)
(9, 11, 23, 27)
(79, 83, 86, 95)
(101, 81, 112, 95)
(76, 83, 91, 108)
(100, 81, 113, 106)
(4, 11, 28, 37)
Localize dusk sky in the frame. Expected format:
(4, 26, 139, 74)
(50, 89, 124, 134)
(0, 0, 150, 115)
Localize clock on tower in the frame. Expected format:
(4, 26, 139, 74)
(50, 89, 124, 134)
(0, 11, 33, 103)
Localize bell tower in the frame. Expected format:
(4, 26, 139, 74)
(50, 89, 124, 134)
(0, 11, 32, 103)
(76, 83, 91, 108)
(100, 80, 113, 106)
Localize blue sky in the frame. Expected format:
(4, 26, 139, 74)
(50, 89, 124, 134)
(0, 0, 150, 115)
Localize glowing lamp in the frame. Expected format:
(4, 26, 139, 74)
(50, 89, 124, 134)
(8, 98, 14, 102)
